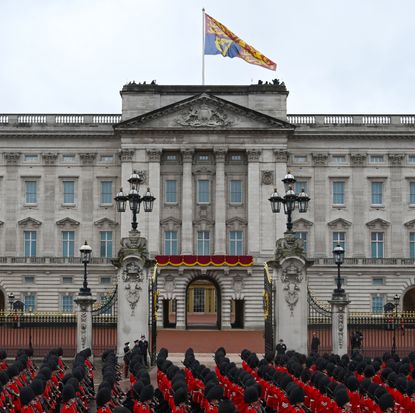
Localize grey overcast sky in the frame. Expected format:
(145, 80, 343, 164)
(1, 0, 414, 114)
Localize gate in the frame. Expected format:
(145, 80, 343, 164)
(308, 289, 332, 354)
(264, 263, 274, 354)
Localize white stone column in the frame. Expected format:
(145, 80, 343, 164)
(329, 294, 350, 356)
(214, 148, 227, 254)
(181, 149, 194, 254)
(147, 149, 161, 256)
(247, 149, 261, 255)
(74, 295, 96, 353)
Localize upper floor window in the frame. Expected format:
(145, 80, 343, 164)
(369, 155, 384, 164)
(410, 232, 415, 258)
(372, 277, 385, 286)
(164, 231, 178, 255)
(332, 232, 345, 251)
(25, 181, 37, 204)
(408, 155, 415, 164)
(293, 155, 307, 163)
(63, 181, 75, 204)
(372, 295, 384, 313)
(63, 154, 75, 163)
(197, 231, 210, 255)
(101, 181, 113, 204)
(371, 182, 383, 205)
(24, 231, 37, 257)
(197, 180, 210, 204)
(166, 154, 177, 161)
(295, 180, 308, 195)
(100, 231, 113, 258)
(371, 232, 384, 258)
(62, 276, 73, 284)
(198, 154, 209, 161)
(100, 276, 112, 284)
(230, 154, 241, 161)
(62, 295, 74, 313)
(295, 232, 308, 254)
(165, 180, 177, 204)
(24, 154, 38, 162)
(333, 155, 346, 164)
(24, 294, 36, 312)
(101, 155, 113, 162)
(229, 180, 242, 204)
(24, 276, 35, 284)
(62, 231, 75, 257)
(332, 181, 345, 205)
(229, 231, 243, 256)
(409, 182, 415, 205)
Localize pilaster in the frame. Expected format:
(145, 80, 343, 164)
(181, 149, 194, 254)
(247, 149, 261, 255)
(214, 148, 227, 254)
(329, 294, 350, 356)
(147, 149, 161, 256)
(74, 295, 96, 353)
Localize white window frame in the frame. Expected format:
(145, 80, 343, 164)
(229, 179, 243, 205)
(229, 230, 244, 256)
(164, 231, 178, 255)
(165, 179, 178, 204)
(24, 293, 36, 312)
(371, 181, 384, 205)
(63, 180, 76, 205)
(332, 180, 345, 206)
(369, 155, 385, 164)
(332, 231, 346, 251)
(409, 181, 415, 205)
(24, 230, 37, 257)
(100, 180, 113, 205)
(100, 231, 113, 258)
(24, 180, 38, 205)
(197, 179, 210, 204)
(61, 294, 74, 313)
(62, 231, 75, 257)
(371, 294, 385, 313)
(371, 232, 384, 258)
(197, 231, 210, 255)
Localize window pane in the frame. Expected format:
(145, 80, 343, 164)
(230, 180, 242, 203)
(410, 232, 415, 258)
(371, 232, 384, 258)
(333, 181, 345, 204)
(333, 232, 345, 250)
(62, 231, 75, 257)
(63, 181, 75, 204)
(197, 180, 210, 203)
(24, 295, 35, 312)
(372, 296, 384, 313)
(25, 181, 37, 203)
(229, 231, 243, 255)
(197, 231, 210, 255)
(371, 182, 383, 204)
(24, 231, 36, 257)
(165, 180, 177, 203)
(101, 181, 113, 204)
(410, 182, 415, 204)
(295, 181, 307, 195)
(193, 288, 205, 312)
(100, 231, 113, 258)
(295, 232, 308, 253)
(164, 231, 178, 255)
(62, 295, 73, 313)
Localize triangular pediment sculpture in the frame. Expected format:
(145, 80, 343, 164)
(293, 218, 314, 229)
(404, 219, 415, 229)
(56, 217, 80, 227)
(366, 218, 390, 229)
(94, 218, 118, 227)
(114, 93, 293, 130)
(18, 217, 42, 227)
(327, 218, 352, 229)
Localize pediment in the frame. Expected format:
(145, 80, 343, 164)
(226, 217, 248, 227)
(327, 218, 352, 229)
(115, 93, 293, 130)
(366, 218, 390, 228)
(293, 218, 313, 228)
(94, 218, 118, 227)
(18, 217, 41, 227)
(56, 217, 80, 227)
(160, 217, 181, 231)
(193, 218, 214, 226)
(404, 219, 415, 229)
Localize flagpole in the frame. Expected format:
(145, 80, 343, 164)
(202, 8, 205, 85)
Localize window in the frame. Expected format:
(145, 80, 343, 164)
(333, 232, 345, 251)
(197, 231, 210, 255)
(100, 231, 113, 258)
(295, 180, 308, 195)
(101, 155, 113, 162)
(193, 288, 205, 312)
(24, 295, 36, 312)
(229, 180, 242, 204)
(333, 155, 346, 164)
(372, 296, 384, 313)
(24, 154, 38, 162)
(164, 231, 178, 255)
(62, 295, 73, 313)
(24, 276, 35, 284)
(231, 154, 241, 161)
(101, 181, 113, 204)
(197, 180, 210, 204)
(229, 231, 243, 256)
(62, 276, 73, 284)
(293, 155, 307, 163)
(410, 232, 415, 258)
(166, 154, 177, 161)
(198, 154, 209, 161)
(371, 232, 384, 258)
(370, 155, 384, 163)
(332, 181, 345, 205)
(372, 277, 384, 286)
(410, 182, 415, 205)
(24, 231, 37, 257)
(62, 231, 75, 257)
(63, 154, 75, 163)
(165, 180, 177, 203)
(295, 232, 308, 254)
(371, 182, 383, 205)
(25, 181, 37, 204)
(408, 155, 415, 164)
(63, 181, 75, 204)
(100, 276, 112, 284)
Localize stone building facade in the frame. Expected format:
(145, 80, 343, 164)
(0, 83, 415, 330)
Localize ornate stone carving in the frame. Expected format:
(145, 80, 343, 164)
(388, 153, 405, 167)
(79, 153, 97, 165)
(112, 232, 149, 268)
(274, 150, 288, 163)
(80, 309, 87, 349)
(42, 152, 58, 165)
(275, 233, 306, 262)
(147, 149, 162, 162)
(247, 149, 261, 162)
(119, 149, 135, 161)
(281, 264, 303, 315)
(261, 170, 274, 185)
(181, 149, 194, 162)
(312, 153, 329, 166)
(232, 275, 244, 295)
(214, 148, 227, 162)
(176, 104, 233, 127)
(164, 275, 175, 294)
(122, 260, 145, 316)
(4, 152, 21, 164)
(338, 307, 345, 349)
(350, 153, 367, 166)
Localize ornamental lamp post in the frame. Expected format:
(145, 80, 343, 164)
(79, 241, 92, 296)
(8, 292, 15, 311)
(269, 172, 310, 234)
(391, 293, 400, 354)
(333, 244, 345, 296)
(115, 170, 156, 231)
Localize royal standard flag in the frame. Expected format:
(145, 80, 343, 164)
(204, 13, 276, 71)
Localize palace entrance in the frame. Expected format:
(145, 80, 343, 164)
(403, 287, 415, 311)
(186, 278, 221, 329)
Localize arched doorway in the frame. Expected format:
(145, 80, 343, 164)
(186, 277, 221, 329)
(0, 290, 4, 311)
(403, 288, 415, 311)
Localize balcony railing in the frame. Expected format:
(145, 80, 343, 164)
(0, 114, 122, 126)
(286, 114, 415, 126)
(0, 256, 114, 264)
(312, 257, 415, 266)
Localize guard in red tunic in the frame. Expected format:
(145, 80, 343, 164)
(0, 350, 8, 371)
(376, 392, 395, 412)
(138, 384, 155, 413)
(97, 387, 113, 413)
(61, 384, 78, 413)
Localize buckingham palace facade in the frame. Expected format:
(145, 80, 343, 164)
(0, 82, 415, 329)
